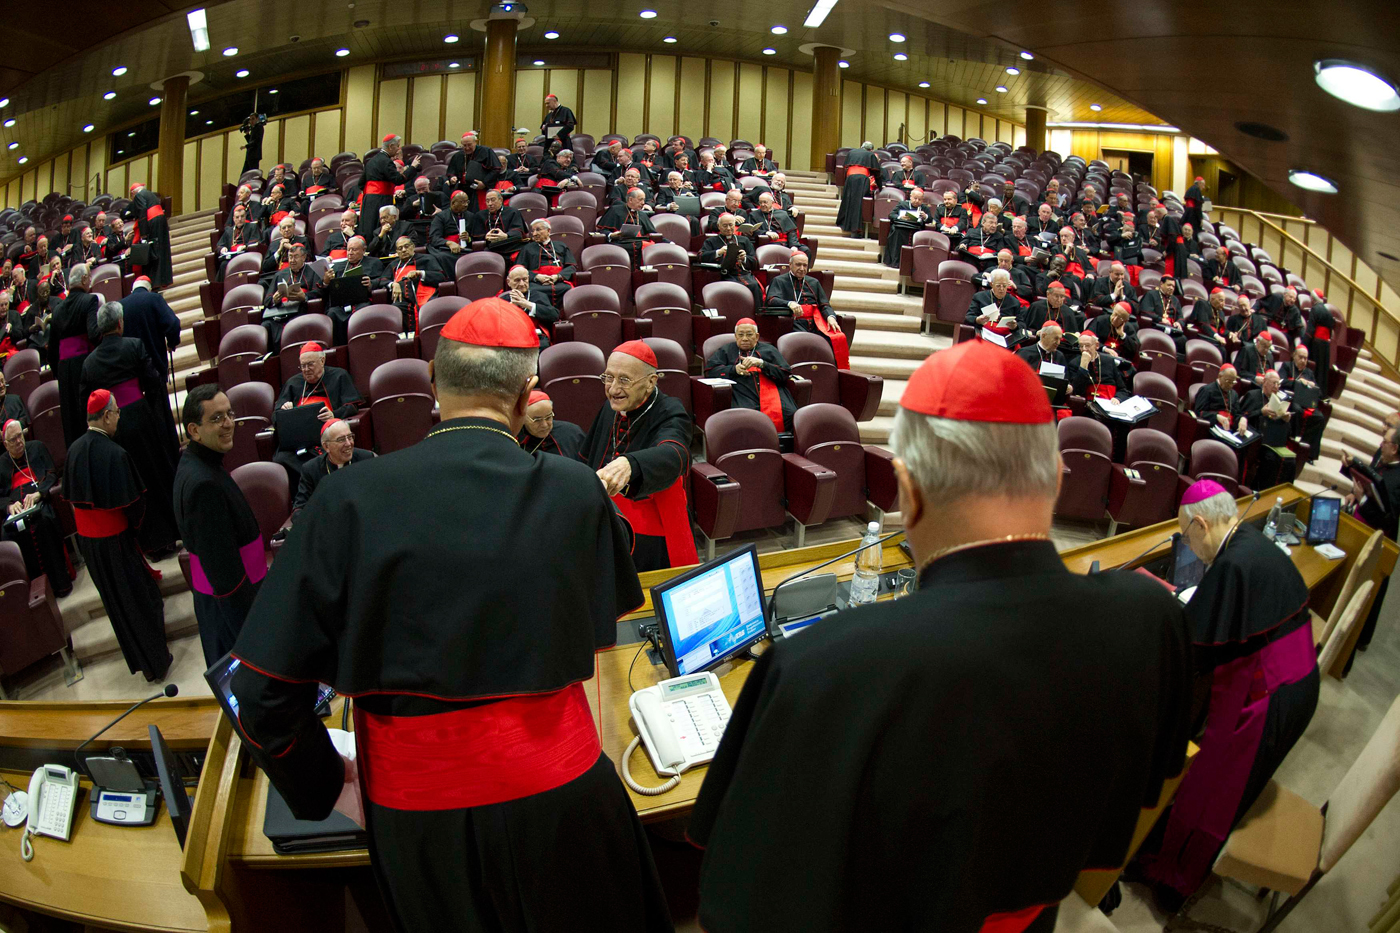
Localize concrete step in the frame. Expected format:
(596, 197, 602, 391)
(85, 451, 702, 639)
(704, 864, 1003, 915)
(851, 330, 943, 360)
(811, 234, 879, 252)
(877, 379, 908, 416)
(847, 310, 921, 334)
(1348, 371, 1400, 407)
(816, 258, 897, 280)
(1298, 455, 1346, 490)
(858, 415, 894, 445)
(832, 290, 922, 315)
(832, 275, 898, 294)
(847, 355, 925, 380)
(61, 552, 192, 635)
(804, 223, 846, 237)
(817, 245, 886, 265)
(1356, 356, 1381, 375)
(1324, 414, 1383, 452)
(1332, 400, 1384, 434)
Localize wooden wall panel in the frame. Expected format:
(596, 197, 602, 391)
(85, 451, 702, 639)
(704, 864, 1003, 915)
(840, 80, 863, 148)
(199, 137, 223, 213)
(708, 63, 735, 141)
(616, 54, 647, 141)
(260, 121, 280, 172)
(376, 78, 408, 140)
(444, 72, 477, 138)
(280, 114, 310, 168)
(70, 147, 89, 201)
(582, 69, 612, 138)
(546, 68, 579, 127)
(105, 162, 125, 199)
(790, 69, 813, 170)
(764, 68, 789, 158)
(649, 55, 677, 138)
(736, 63, 763, 144)
(947, 106, 964, 139)
(863, 86, 884, 147)
(410, 76, 443, 144)
(679, 58, 706, 140)
(343, 65, 377, 151)
(514, 70, 546, 139)
(314, 109, 341, 159)
(182, 141, 198, 212)
(886, 90, 905, 146)
(907, 97, 926, 146)
(225, 129, 243, 189)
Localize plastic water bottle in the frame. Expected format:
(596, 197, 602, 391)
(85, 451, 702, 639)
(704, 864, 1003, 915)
(1262, 497, 1284, 540)
(848, 521, 883, 607)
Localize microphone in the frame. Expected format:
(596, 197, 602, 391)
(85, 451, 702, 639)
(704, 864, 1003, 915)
(73, 684, 179, 774)
(767, 531, 905, 620)
(1110, 533, 1179, 573)
(1218, 490, 1263, 553)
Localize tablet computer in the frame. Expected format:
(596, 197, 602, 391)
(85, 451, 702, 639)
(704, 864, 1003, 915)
(274, 403, 327, 454)
(1307, 495, 1342, 545)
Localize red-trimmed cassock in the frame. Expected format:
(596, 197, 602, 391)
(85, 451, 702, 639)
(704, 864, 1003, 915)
(124, 185, 174, 288)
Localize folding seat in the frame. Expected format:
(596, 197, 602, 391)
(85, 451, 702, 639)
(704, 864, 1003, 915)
(902, 230, 950, 296)
(550, 190, 599, 227)
(1233, 254, 1258, 278)
(642, 337, 696, 418)
(454, 252, 506, 302)
(215, 324, 270, 391)
(1138, 269, 1162, 293)
(547, 214, 587, 258)
(637, 242, 692, 299)
(579, 244, 633, 312)
(275, 314, 335, 387)
(792, 403, 899, 537)
(1259, 265, 1284, 287)
(367, 359, 435, 454)
(417, 296, 469, 362)
(1180, 338, 1223, 398)
(689, 409, 836, 558)
(1131, 371, 1181, 436)
(313, 214, 342, 254)
(2, 349, 41, 409)
(230, 462, 293, 563)
(557, 284, 626, 356)
(27, 381, 65, 472)
(935, 259, 978, 326)
(1107, 428, 1181, 533)
(89, 263, 123, 303)
(651, 213, 695, 251)
(1179, 278, 1208, 303)
(1185, 438, 1252, 498)
(634, 282, 694, 355)
(0, 541, 72, 698)
(509, 191, 549, 228)
(1054, 416, 1114, 523)
(700, 280, 756, 326)
(347, 305, 413, 397)
(218, 282, 268, 335)
(225, 382, 275, 471)
(537, 342, 606, 430)
(776, 332, 882, 422)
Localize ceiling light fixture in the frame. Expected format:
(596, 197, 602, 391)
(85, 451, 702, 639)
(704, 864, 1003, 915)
(149, 96, 161, 105)
(335, 48, 350, 57)
(103, 91, 116, 100)
(269, 88, 279, 94)
(0, 98, 8, 108)
(1005, 66, 1019, 75)
(763, 48, 777, 55)
(534, 59, 545, 65)
(112, 66, 128, 76)
(994, 85, 1007, 92)
(187, 8, 210, 52)
(6, 142, 16, 150)
(206, 120, 214, 125)
(838, 60, 849, 69)
(889, 33, 905, 42)
(17, 157, 27, 164)
(2, 119, 13, 128)
(1288, 169, 1338, 193)
(222, 46, 238, 56)
(1089, 103, 1102, 111)
(771, 25, 788, 34)
(639, 9, 657, 18)
(189, 109, 199, 115)
(449, 61, 460, 67)
(544, 30, 560, 38)
(444, 34, 459, 43)
(803, 0, 838, 28)
(83, 124, 94, 132)
(918, 81, 930, 88)
(1314, 60, 1400, 111)
(976, 98, 987, 104)
(1020, 51, 1033, 60)
(893, 53, 907, 61)
(236, 69, 250, 78)
(663, 36, 677, 42)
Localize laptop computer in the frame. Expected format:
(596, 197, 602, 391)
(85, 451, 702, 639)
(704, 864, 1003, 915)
(273, 403, 328, 454)
(673, 194, 701, 217)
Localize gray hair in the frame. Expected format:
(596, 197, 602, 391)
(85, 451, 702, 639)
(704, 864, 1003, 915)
(67, 263, 89, 288)
(434, 342, 539, 403)
(530, 218, 552, 231)
(1180, 490, 1238, 527)
(861, 141, 874, 150)
(95, 301, 124, 335)
(347, 235, 366, 248)
(87, 392, 117, 422)
(989, 268, 1011, 285)
(380, 205, 399, 219)
(890, 410, 1060, 503)
(987, 198, 1003, 210)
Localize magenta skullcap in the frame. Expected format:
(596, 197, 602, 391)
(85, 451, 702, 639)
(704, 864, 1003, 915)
(1181, 478, 1229, 507)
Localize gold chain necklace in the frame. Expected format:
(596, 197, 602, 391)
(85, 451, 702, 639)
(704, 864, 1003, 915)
(917, 533, 1051, 575)
(425, 423, 520, 445)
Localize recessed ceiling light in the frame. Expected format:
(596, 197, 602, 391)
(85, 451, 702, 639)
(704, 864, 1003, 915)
(534, 60, 545, 66)
(918, 81, 930, 88)
(82, 124, 94, 132)
(189, 109, 199, 115)
(838, 60, 849, 68)
(803, 0, 838, 28)
(270, 89, 280, 95)
(222, 47, 238, 57)
(335, 48, 350, 57)
(1288, 169, 1338, 193)
(17, 157, 27, 164)
(0, 98, 8, 108)
(206, 120, 214, 125)
(889, 33, 905, 42)
(771, 25, 787, 34)
(1020, 51, 1034, 60)
(893, 53, 907, 61)
(103, 91, 116, 100)
(995, 85, 1007, 92)
(1005, 66, 1019, 75)
(663, 36, 677, 43)
(976, 98, 987, 105)
(236, 69, 250, 78)
(6, 142, 16, 150)
(763, 48, 777, 55)
(1089, 103, 1102, 111)
(544, 30, 560, 38)
(2, 119, 13, 128)
(116, 150, 123, 155)
(639, 9, 658, 17)
(449, 62, 460, 68)
(1314, 60, 1400, 112)
(112, 66, 128, 76)
(444, 34, 459, 43)
(149, 97, 162, 105)
(127, 131, 135, 137)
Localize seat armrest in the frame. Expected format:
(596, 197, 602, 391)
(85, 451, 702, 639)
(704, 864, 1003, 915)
(395, 336, 418, 359)
(250, 358, 277, 390)
(622, 317, 654, 340)
(255, 430, 277, 462)
(553, 319, 575, 342)
(689, 462, 742, 540)
(788, 375, 813, 408)
(837, 370, 883, 422)
(436, 281, 457, 297)
(1107, 464, 1148, 518)
(371, 288, 389, 305)
(899, 245, 914, 277)
(306, 298, 323, 317)
(349, 412, 372, 451)
(836, 313, 857, 346)
(204, 255, 218, 283)
(573, 271, 593, 287)
(863, 446, 899, 512)
(690, 377, 732, 430)
(781, 453, 837, 526)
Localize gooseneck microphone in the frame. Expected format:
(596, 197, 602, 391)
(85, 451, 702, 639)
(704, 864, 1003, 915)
(73, 684, 179, 773)
(1110, 532, 1180, 573)
(766, 532, 905, 620)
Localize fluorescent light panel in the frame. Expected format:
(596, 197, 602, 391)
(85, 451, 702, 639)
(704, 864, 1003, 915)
(803, 0, 838, 28)
(186, 8, 210, 52)
(1047, 121, 1180, 133)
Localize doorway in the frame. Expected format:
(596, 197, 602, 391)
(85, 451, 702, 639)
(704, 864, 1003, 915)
(1101, 148, 1155, 180)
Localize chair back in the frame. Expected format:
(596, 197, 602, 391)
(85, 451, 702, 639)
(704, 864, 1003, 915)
(909, 231, 951, 284)
(580, 244, 633, 311)
(1121, 428, 1180, 527)
(0, 540, 65, 678)
(1186, 339, 1223, 386)
(27, 381, 65, 471)
(936, 260, 978, 324)
(701, 281, 756, 326)
(1138, 329, 1178, 380)
(225, 382, 275, 471)
(1054, 416, 1114, 522)
(277, 314, 334, 387)
(1132, 371, 1180, 435)
(454, 251, 506, 301)
(90, 263, 123, 302)
(651, 214, 693, 249)
(417, 296, 469, 362)
(562, 284, 624, 356)
(217, 324, 268, 388)
(634, 282, 694, 353)
(2, 349, 41, 409)
(1316, 530, 1384, 649)
(644, 243, 692, 297)
(1189, 438, 1241, 493)
(793, 403, 866, 519)
(347, 305, 405, 397)
(368, 359, 435, 454)
(1320, 685, 1400, 872)
(706, 409, 787, 533)
(777, 332, 839, 405)
(546, 214, 587, 257)
(538, 342, 606, 429)
(643, 337, 691, 416)
(230, 462, 292, 547)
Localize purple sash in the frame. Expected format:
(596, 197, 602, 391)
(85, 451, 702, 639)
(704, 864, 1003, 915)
(59, 335, 90, 360)
(189, 538, 267, 597)
(111, 378, 142, 408)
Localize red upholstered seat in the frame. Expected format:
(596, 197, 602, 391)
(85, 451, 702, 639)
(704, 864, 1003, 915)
(417, 296, 468, 362)
(347, 305, 406, 397)
(217, 324, 269, 389)
(225, 382, 275, 471)
(0, 540, 69, 694)
(550, 190, 598, 229)
(793, 403, 899, 524)
(277, 314, 334, 386)
(224, 251, 264, 280)
(700, 281, 755, 326)
(27, 381, 65, 472)
(776, 332, 882, 422)
(652, 214, 694, 250)
(231, 461, 292, 552)
(508, 191, 548, 228)
(1188, 438, 1251, 497)
(936, 259, 978, 326)
(89, 262, 123, 302)
(454, 252, 506, 302)
(642, 337, 693, 417)
(1132, 371, 1181, 436)
(634, 282, 694, 355)
(3, 349, 41, 410)
(368, 359, 435, 454)
(538, 342, 607, 430)
(1055, 416, 1114, 523)
(641, 242, 693, 299)
(907, 230, 951, 285)
(1107, 428, 1180, 531)
(559, 284, 624, 356)
(547, 214, 587, 259)
(580, 244, 633, 312)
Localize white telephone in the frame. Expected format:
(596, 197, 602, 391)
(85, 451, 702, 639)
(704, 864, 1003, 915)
(21, 764, 79, 861)
(623, 672, 732, 796)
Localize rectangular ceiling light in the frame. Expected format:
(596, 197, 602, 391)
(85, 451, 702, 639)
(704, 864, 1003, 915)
(187, 8, 210, 52)
(803, 0, 839, 28)
(1047, 121, 1181, 133)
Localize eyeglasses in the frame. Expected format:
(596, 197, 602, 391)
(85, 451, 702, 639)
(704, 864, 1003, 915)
(599, 373, 644, 389)
(202, 410, 237, 426)
(527, 414, 554, 425)
(325, 434, 355, 445)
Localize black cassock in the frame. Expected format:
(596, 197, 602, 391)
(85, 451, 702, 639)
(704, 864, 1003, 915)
(446, 146, 500, 213)
(230, 420, 670, 933)
(881, 201, 931, 268)
(700, 234, 763, 308)
(0, 439, 72, 596)
(125, 188, 173, 288)
(580, 391, 695, 572)
(597, 205, 659, 267)
(1, 391, 29, 428)
(542, 105, 577, 147)
(80, 334, 180, 554)
(172, 442, 265, 667)
(704, 340, 796, 433)
(64, 428, 170, 681)
(516, 240, 577, 306)
(690, 539, 1192, 933)
(1305, 303, 1335, 397)
(46, 287, 100, 448)
(518, 420, 585, 459)
(358, 153, 421, 238)
(1140, 524, 1317, 897)
(468, 206, 528, 260)
(272, 368, 363, 492)
(836, 148, 879, 234)
(292, 448, 375, 514)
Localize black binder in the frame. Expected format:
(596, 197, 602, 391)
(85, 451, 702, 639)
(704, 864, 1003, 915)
(262, 783, 367, 854)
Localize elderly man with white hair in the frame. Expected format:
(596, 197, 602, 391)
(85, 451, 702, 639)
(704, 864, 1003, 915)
(0, 417, 71, 596)
(516, 219, 578, 305)
(837, 141, 880, 236)
(225, 184, 258, 228)
(367, 203, 414, 260)
(738, 143, 777, 179)
(292, 418, 375, 516)
(118, 274, 181, 384)
(446, 131, 499, 209)
(965, 266, 1022, 330)
(1255, 285, 1305, 347)
(469, 187, 529, 260)
(1132, 478, 1316, 913)
(358, 133, 422, 237)
(748, 191, 806, 258)
(881, 186, 932, 268)
(216, 202, 262, 276)
(319, 209, 359, 260)
(1016, 321, 1068, 373)
(80, 300, 180, 556)
(959, 210, 1014, 271)
(689, 338, 1193, 932)
(598, 186, 660, 266)
(321, 235, 385, 345)
(700, 212, 763, 307)
(262, 242, 322, 352)
(272, 340, 362, 490)
(498, 263, 559, 347)
(46, 261, 101, 446)
(262, 214, 314, 284)
(1089, 260, 1138, 311)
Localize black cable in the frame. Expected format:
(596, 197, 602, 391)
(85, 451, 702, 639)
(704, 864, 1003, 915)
(626, 642, 647, 694)
(341, 695, 351, 732)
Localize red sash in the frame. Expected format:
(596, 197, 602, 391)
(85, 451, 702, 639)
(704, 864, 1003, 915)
(940, 219, 961, 231)
(393, 263, 436, 309)
(1092, 384, 1116, 400)
(1066, 262, 1084, 278)
(445, 234, 461, 245)
(189, 538, 267, 596)
(979, 904, 1050, 933)
(74, 505, 128, 538)
(613, 474, 698, 567)
(537, 264, 563, 276)
(10, 466, 35, 490)
(364, 180, 394, 196)
(1313, 326, 1331, 342)
(300, 394, 330, 409)
(965, 245, 993, 257)
(94, 235, 107, 246)
(1124, 265, 1143, 289)
(535, 177, 560, 188)
(270, 209, 290, 226)
(329, 249, 348, 260)
(306, 186, 326, 196)
(799, 303, 851, 369)
(145, 204, 164, 221)
(845, 165, 871, 178)
(355, 682, 600, 811)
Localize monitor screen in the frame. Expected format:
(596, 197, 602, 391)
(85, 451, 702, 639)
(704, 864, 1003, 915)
(651, 545, 768, 677)
(148, 725, 191, 848)
(1308, 496, 1342, 545)
(1172, 534, 1206, 592)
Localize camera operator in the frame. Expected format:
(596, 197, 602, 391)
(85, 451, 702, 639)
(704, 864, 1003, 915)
(240, 113, 266, 176)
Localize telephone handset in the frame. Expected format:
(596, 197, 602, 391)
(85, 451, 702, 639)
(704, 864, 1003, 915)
(623, 672, 732, 796)
(21, 764, 79, 861)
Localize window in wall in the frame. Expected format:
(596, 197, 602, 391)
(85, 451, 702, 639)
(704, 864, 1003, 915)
(110, 119, 159, 165)
(187, 72, 341, 138)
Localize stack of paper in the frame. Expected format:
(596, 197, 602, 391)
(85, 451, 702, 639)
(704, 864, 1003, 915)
(1096, 395, 1155, 421)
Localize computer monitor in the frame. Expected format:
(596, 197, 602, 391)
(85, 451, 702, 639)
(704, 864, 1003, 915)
(650, 544, 769, 677)
(1307, 495, 1342, 545)
(1171, 533, 1206, 592)
(148, 725, 191, 848)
